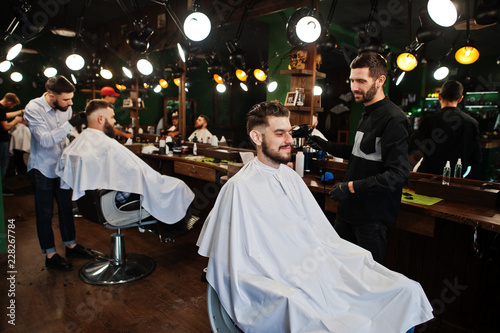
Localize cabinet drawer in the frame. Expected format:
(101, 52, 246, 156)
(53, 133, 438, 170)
(174, 161, 216, 182)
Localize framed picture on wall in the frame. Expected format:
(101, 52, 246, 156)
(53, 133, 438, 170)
(284, 92, 297, 106)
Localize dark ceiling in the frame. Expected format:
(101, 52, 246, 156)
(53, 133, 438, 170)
(1, 0, 500, 80)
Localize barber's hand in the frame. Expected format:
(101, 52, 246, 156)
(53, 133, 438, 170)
(329, 182, 351, 202)
(308, 135, 329, 152)
(69, 111, 87, 127)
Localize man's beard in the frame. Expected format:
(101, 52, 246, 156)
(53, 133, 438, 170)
(354, 81, 377, 104)
(104, 119, 115, 138)
(261, 136, 292, 165)
(54, 100, 70, 111)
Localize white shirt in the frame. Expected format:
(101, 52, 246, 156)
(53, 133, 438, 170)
(188, 128, 213, 143)
(24, 94, 74, 178)
(198, 157, 433, 333)
(56, 128, 195, 224)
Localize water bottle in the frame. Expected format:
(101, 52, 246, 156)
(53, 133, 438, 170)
(193, 142, 198, 156)
(295, 152, 304, 177)
(442, 160, 451, 185)
(159, 136, 166, 154)
(454, 158, 462, 178)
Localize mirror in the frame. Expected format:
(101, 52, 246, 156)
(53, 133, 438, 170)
(164, 98, 197, 137)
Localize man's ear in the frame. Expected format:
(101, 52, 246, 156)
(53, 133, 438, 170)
(377, 75, 386, 89)
(249, 129, 263, 146)
(457, 95, 464, 103)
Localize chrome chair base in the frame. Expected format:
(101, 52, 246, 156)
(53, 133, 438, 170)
(79, 253, 155, 286)
(207, 284, 242, 333)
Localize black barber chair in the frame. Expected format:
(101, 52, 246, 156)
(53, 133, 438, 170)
(76, 190, 157, 285)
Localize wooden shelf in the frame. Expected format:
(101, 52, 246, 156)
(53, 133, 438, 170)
(280, 69, 326, 78)
(287, 106, 324, 112)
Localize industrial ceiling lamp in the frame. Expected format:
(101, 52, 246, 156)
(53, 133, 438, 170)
(240, 82, 249, 92)
(216, 83, 226, 93)
(235, 69, 247, 82)
(70, 73, 78, 85)
(6, 43, 23, 61)
(286, 7, 323, 46)
(267, 81, 278, 92)
(122, 66, 133, 79)
(427, 0, 458, 27)
(455, 0, 480, 65)
(10, 72, 23, 82)
(416, 5, 445, 43)
(397, 52, 418, 71)
(66, 53, 85, 71)
(43, 67, 57, 78)
(0, 60, 12, 72)
(159, 78, 168, 88)
(253, 68, 267, 82)
(100, 67, 113, 80)
(214, 74, 223, 84)
(137, 58, 153, 75)
(183, 0, 211, 42)
(433, 66, 449, 80)
(395, 71, 405, 86)
(177, 43, 186, 62)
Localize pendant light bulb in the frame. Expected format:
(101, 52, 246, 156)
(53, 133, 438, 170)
(397, 53, 418, 71)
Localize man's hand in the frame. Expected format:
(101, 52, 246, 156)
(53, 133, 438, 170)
(308, 135, 329, 152)
(69, 111, 87, 127)
(329, 182, 351, 202)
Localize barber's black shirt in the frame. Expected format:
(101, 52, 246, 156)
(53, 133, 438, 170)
(0, 104, 10, 142)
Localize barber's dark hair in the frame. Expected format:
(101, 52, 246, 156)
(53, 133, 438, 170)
(246, 101, 290, 135)
(440, 80, 463, 102)
(45, 75, 75, 94)
(350, 51, 388, 78)
(199, 114, 210, 125)
(85, 99, 112, 117)
(3, 92, 20, 105)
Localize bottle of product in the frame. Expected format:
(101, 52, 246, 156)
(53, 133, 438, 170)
(193, 142, 198, 156)
(159, 136, 166, 154)
(454, 158, 462, 178)
(295, 151, 304, 177)
(442, 160, 451, 185)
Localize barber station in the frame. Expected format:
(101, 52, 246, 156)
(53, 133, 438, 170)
(2, 1, 500, 332)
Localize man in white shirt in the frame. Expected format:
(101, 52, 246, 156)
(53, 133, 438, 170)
(311, 112, 327, 140)
(24, 75, 94, 271)
(197, 101, 433, 333)
(188, 115, 213, 143)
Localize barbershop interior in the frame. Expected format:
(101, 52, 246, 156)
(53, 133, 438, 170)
(2, 0, 500, 332)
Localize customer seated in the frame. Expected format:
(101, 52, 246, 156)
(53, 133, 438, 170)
(197, 101, 433, 333)
(56, 99, 195, 226)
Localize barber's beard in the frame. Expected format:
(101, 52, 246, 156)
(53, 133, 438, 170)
(54, 100, 70, 111)
(355, 81, 377, 104)
(104, 120, 115, 138)
(262, 137, 292, 165)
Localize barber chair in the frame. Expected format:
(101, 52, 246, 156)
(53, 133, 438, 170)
(76, 190, 157, 285)
(207, 284, 243, 333)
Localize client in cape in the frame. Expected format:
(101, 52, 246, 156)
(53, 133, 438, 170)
(56, 99, 195, 225)
(197, 101, 433, 333)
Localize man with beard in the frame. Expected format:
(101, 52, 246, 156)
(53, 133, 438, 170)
(197, 101, 432, 333)
(56, 100, 194, 233)
(309, 51, 412, 264)
(188, 115, 213, 143)
(24, 75, 94, 271)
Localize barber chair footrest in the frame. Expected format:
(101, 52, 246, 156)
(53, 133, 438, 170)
(79, 254, 155, 286)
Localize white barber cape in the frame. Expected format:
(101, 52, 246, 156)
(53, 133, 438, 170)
(56, 128, 195, 224)
(197, 157, 433, 333)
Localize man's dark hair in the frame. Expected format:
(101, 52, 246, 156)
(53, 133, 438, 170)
(246, 101, 290, 135)
(3, 92, 20, 105)
(45, 75, 75, 94)
(85, 99, 112, 117)
(199, 114, 210, 125)
(350, 51, 388, 79)
(440, 80, 464, 102)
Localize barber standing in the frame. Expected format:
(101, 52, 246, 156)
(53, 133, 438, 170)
(310, 52, 411, 264)
(24, 75, 95, 271)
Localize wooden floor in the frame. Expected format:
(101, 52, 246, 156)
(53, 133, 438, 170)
(1, 174, 212, 333)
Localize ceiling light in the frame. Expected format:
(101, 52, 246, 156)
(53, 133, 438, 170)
(10, 72, 23, 82)
(50, 28, 76, 37)
(122, 66, 133, 79)
(7, 43, 23, 61)
(235, 69, 247, 81)
(44, 67, 58, 78)
(0, 61, 12, 72)
(126, 25, 154, 53)
(174, 78, 180, 86)
(314, 86, 323, 96)
(427, 0, 458, 27)
(100, 68, 113, 79)
(216, 83, 226, 93)
(433, 66, 449, 80)
(267, 81, 278, 92)
(253, 68, 267, 82)
(296, 14, 322, 43)
(214, 74, 223, 84)
(240, 82, 248, 91)
(153, 84, 162, 93)
(143, 82, 149, 89)
(397, 52, 418, 71)
(137, 59, 153, 75)
(66, 53, 85, 71)
(177, 43, 186, 62)
(184, 12, 211, 42)
(455, 44, 480, 65)
(159, 79, 168, 88)
(395, 71, 405, 86)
